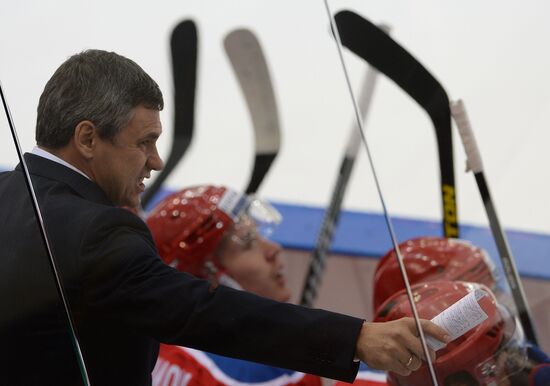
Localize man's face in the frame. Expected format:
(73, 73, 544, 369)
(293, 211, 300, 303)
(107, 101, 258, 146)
(91, 105, 163, 207)
(217, 219, 291, 302)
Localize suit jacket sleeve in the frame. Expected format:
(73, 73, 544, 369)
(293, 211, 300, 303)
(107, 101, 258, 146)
(75, 208, 362, 382)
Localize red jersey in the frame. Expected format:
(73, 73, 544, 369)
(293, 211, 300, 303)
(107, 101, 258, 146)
(153, 344, 322, 386)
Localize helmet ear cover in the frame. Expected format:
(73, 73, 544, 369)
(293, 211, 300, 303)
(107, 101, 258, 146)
(375, 281, 525, 386)
(373, 237, 497, 314)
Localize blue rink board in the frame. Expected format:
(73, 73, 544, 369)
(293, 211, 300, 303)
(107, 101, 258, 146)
(270, 202, 550, 281)
(146, 188, 550, 281)
(4, 162, 550, 280)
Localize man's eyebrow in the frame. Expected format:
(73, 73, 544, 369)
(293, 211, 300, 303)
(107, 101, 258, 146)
(139, 132, 161, 141)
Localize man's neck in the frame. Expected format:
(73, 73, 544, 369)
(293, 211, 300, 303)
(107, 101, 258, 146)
(33, 146, 91, 180)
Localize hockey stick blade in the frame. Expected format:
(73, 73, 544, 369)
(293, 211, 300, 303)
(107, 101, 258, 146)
(300, 56, 385, 307)
(224, 28, 281, 195)
(141, 19, 198, 209)
(450, 99, 539, 344)
(334, 10, 458, 238)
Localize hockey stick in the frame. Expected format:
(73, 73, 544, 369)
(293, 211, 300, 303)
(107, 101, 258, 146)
(224, 28, 281, 195)
(334, 10, 459, 238)
(299, 28, 388, 307)
(141, 19, 198, 209)
(325, 4, 439, 383)
(450, 99, 539, 344)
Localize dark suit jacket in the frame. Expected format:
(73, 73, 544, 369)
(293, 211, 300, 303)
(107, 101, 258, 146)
(0, 153, 362, 386)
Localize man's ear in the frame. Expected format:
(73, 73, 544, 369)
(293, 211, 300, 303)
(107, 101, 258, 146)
(73, 120, 98, 159)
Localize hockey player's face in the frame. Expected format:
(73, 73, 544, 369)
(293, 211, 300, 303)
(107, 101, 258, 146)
(218, 220, 291, 302)
(91, 105, 163, 208)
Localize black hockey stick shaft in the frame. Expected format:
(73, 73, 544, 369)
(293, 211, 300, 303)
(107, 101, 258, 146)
(298, 131, 358, 307)
(246, 155, 276, 195)
(450, 99, 538, 344)
(335, 10, 458, 238)
(325, 5, 439, 383)
(300, 60, 384, 307)
(141, 19, 197, 209)
(224, 29, 281, 195)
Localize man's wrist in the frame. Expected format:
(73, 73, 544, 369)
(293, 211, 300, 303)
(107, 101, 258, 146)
(354, 320, 368, 362)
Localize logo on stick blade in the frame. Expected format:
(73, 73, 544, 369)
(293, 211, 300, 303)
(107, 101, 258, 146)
(443, 184, 458, 237)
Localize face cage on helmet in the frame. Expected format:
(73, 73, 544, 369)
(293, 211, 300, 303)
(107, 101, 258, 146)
(386, 284, 528, 386)
(247, 195, 282, 236)
(204, 191, 282, 282)
(467, 304, 528, 386)
(218, 189, 282, 240)
(226, 216, 261, 248)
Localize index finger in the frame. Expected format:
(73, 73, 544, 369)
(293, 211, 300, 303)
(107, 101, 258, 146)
(418, 319, 450, 345)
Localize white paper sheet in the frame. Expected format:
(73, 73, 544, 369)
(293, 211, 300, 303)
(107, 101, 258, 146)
(426, 289, 488, 351)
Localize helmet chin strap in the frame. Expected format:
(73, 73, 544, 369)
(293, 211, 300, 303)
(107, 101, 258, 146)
(204, 261, 243, 291)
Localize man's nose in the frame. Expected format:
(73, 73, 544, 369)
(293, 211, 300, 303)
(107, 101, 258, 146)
(148, 146, 164, 171)
(263, 239, 282, 262)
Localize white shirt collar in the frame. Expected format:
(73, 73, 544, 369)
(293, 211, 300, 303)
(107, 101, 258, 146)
(32, 146, 91, 180)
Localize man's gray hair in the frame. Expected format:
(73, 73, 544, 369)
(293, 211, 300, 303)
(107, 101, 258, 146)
(36, 49, 164, 148)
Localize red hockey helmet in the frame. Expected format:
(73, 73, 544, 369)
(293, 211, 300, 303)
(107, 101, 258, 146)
(373, 237, 496, 314)
(374, 280, 526, 386)
(146, 185, 281, 278)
